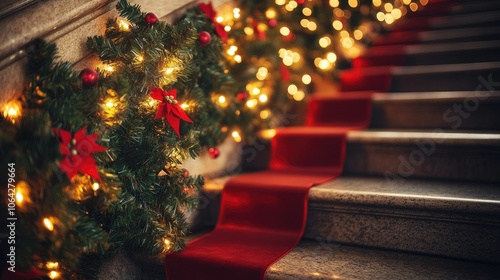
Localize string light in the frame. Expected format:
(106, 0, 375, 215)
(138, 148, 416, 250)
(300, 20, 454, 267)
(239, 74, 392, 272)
(260, 110, 270, 119)
(233, 8, 241, 18)
(92, 182, 100, 191)
(164, 238, 172, 250)
(259, 94, 268, 103)
(244, 27, 254, 35)
(118, 19, 131, 31)
(403, 0, 411, 4)
(181, 103, 189, 110)
(265, 8, 277, 19)
(385, 14, 395, 24)
(48, 270, 59, 279)
(329, 0, 339, 7)
(218, 96, 226, 104)
(224, 26, 231, 32)
(46, 262, 59, 269)
(134, 54, 144, 63)
(326, 52, 337, 63)
(164, 67, 175, 75)
(302, 7, 312, 16)
(384, 3, 393, 12)
(216, 16, 223, 23)
(234, 55, 242, 63)
(318, 36, 332, 48)
(288, 84, 298, 95)
(376, 12, 385, 21)
(373, 0, 382, 7)
(275, 0, 286, 5)
(2, 100, 22, 124)
(232, 131, 242, 143)
(43, 218, 54, 231)
(332, 20, 343, 30)
(246, 99, 258, 108)
(348, 0, 358, 8)
(420, 0, 429, 5)
(280, 27, 291, 36)
(409, 3, 418, 11)
(256, 67, 268, 80)
(293, 90, 305, 101)
(302, 74, 312, 84)
(354, 29, 363, 40)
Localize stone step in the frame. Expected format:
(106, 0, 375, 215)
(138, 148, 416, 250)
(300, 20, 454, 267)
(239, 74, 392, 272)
(402, 0, 500, 19)
(355, 40, 500, 67)
(372, 26, 500, 46)
(344, 130, 500, 182)
(341, 62, 500, 92)
(241, 130, 500, 183)
(392, 10, 500, 32)
(198, 175, 500, 263)
(370, 91, 500, 130)
(267, 240, 500, 279)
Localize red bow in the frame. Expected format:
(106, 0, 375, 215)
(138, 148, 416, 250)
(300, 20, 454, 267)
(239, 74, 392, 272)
(53, 127, 107, 180)
(150, 87, 193, 138)
(198, 2, 228, 42)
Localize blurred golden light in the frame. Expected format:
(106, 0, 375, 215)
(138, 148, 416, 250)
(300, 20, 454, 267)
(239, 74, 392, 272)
(327, 52, 337, 63)
(232, 131, 242, 143)
(354, 29, 363, 40)
(218, 96, 226, 104)
(216, 16, 223, 23)
(234, 55, 242, 63)
(372, 0, 382, 7)
(307, 21, 317, 31)
(48, 271, 59, 279)
(302, 7, 312, 16)
(409, 3, 418, 11)
(46, 262, 59, 269)
(348, 0, 358, 8)
(332, 20, 343, 30)
(376, 12, 385, 21)
(403, 0, 411, 4)
(43, 218, 54, 231)
(300, 19, 309, 28)
(283, 56, 293, 66)
(319, 36, 332, 48)
(293, 90, 305, 101)
(302, 74, 312, 84)
(118, 19, 131, 31)
(244, 27, 254, 35)
(385, 14, 395, 24)
(329, 0, 340, 7)
(92, 182, 100, 191)
(392, 8, 402, 19)
(420, 0, 429, 5)
(2, 101, 22, 124)
(224, 26, 231, 32)
(260, 110, 270, 119)
(266, 8, 277, 19)
(259, 94, 268, 103)
(384, 3, 393, 12)
(275, 0, 286, 5)
(280, 27, 291, 36)
(246, 99, 258, 108)
(288, 84, 298, 95)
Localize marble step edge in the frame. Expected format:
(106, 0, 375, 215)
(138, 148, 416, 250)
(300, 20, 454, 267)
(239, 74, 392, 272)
(364, 40, 500, 56)
(345, 130, 500, 146)
(346, 61, 500, 75)
(308, 178, 500, 225)
(106, 239, 500, 280)
(371, 90, 500, 102)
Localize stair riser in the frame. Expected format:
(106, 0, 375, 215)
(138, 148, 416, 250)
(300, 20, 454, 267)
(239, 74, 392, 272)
(360, 48, 500, 67)
(344, 142, 500, 182)
(371, 97, 500, 130)
(390, 69, 500, 92)
(303, 204, 500, 263)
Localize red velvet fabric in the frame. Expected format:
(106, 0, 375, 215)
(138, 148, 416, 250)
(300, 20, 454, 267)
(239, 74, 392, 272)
(340, 66, 393, 92)
(306, 93, 373, 128)
(165, 128, 347, 280)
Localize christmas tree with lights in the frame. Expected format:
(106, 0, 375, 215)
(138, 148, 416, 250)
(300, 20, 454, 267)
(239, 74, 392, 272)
(0, 0, 252, 278)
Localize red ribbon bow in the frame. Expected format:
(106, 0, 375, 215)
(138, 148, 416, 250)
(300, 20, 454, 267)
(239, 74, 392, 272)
(150, 87, 193, 138)
(198, 2, 228, 42)
(53, 126, 107, 180)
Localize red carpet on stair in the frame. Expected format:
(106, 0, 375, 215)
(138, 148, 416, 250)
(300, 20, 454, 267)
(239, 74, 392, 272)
(165, 128, 348, 280)
(164, 0, 453, 278)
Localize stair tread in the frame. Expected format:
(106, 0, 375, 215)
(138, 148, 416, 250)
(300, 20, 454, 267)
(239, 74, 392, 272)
(267, 240, 500, 280)
(364, 40, 500, 56)
(372, 91, 500, 101)
(313, 176, 500, 208)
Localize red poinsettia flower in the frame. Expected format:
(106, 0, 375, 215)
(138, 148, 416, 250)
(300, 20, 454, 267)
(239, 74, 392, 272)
(198, 2, 228, 42)
(150, 87, 193, 138)
(53, 126, 107, 180)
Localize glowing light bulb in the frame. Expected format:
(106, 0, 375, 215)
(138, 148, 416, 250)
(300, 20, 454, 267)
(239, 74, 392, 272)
(283, 56, 293, 66)
(2, 101, 22, 124)
(348, 0, 358, 8)
(329, 0, 339, 7)
(46, 262, 59, 269)
(307, 21, 317, 31)
(92, 182, 100, 191)
(302, 7, 312, 16)
(354, 29, 363, 40)
(266, 8, 277, 19)
(43, 218, 54, 231)
(259, 94, 268, 103)
(260, 110, 270, 119)
(302, 74, 312, 84)
(232, 131, 242, 143)
(293, 90, 305, 101)
(118, 19, 131, 31)
(280, 27, 291, 36)
(181, 103, 189, 110)
(332, 20, 343, 30)
(218, 96, 226, 103)
(288, 84, 298, 95)
(216, 16, 223, 23)
(384, 3, 393, 12)
(318, 36, 331, 48)
(135, 54, 144, 63)
(246, 99, 258, 108)
(409, 3, 418, 11)
(376, 12, 385, 21)
(234, 55, 242, 63)
(372, 0, 382, 7)
(48, 271, 59, 279)
(276, 0, 286, 5)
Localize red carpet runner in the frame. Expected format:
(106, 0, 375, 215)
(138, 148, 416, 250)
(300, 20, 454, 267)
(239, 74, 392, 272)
(165, 1, 450, 278)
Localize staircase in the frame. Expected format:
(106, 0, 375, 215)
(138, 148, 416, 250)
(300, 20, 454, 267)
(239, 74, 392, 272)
(182, 0, 500, 279)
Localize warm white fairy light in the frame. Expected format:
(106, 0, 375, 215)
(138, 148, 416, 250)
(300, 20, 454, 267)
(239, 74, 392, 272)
(326, 52, 337, 63)
(234, 55, 242, 63)
(259, 94, 268, 103)
(275, 0, 286, 5)
(2, 100, 22, 124)
(293, 90, 305, 101)
(332, 20, 343, 30)
(246, 99, 258, 108)
(216, 16, 223, 23)
(302, 7, 312, 16)
(260, 109, 270, 119)
(92, 182, 100, 191)
(373, 0, 382, 7)
(266, 8, 277, 19)
(48, 270, 59, 279)
(118, 19, 131, 31)
(348, 0, 358, 8)
(302, 74, 312, 85)
(409, 3, 418, 11)
(329, 0, 339, 7)
(43, 218, 54, 231)
(354, 29, 363, 40)
(319, 36, 332, 48)
(232, 131, 242, 143)
(280, 26, 291, 36)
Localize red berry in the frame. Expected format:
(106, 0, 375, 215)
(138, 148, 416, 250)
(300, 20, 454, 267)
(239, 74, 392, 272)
(80, 68, 99, 88)
(198, 31, 212, 47)
(145, 12, 159, 25)
(208, 147, 220, 159)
